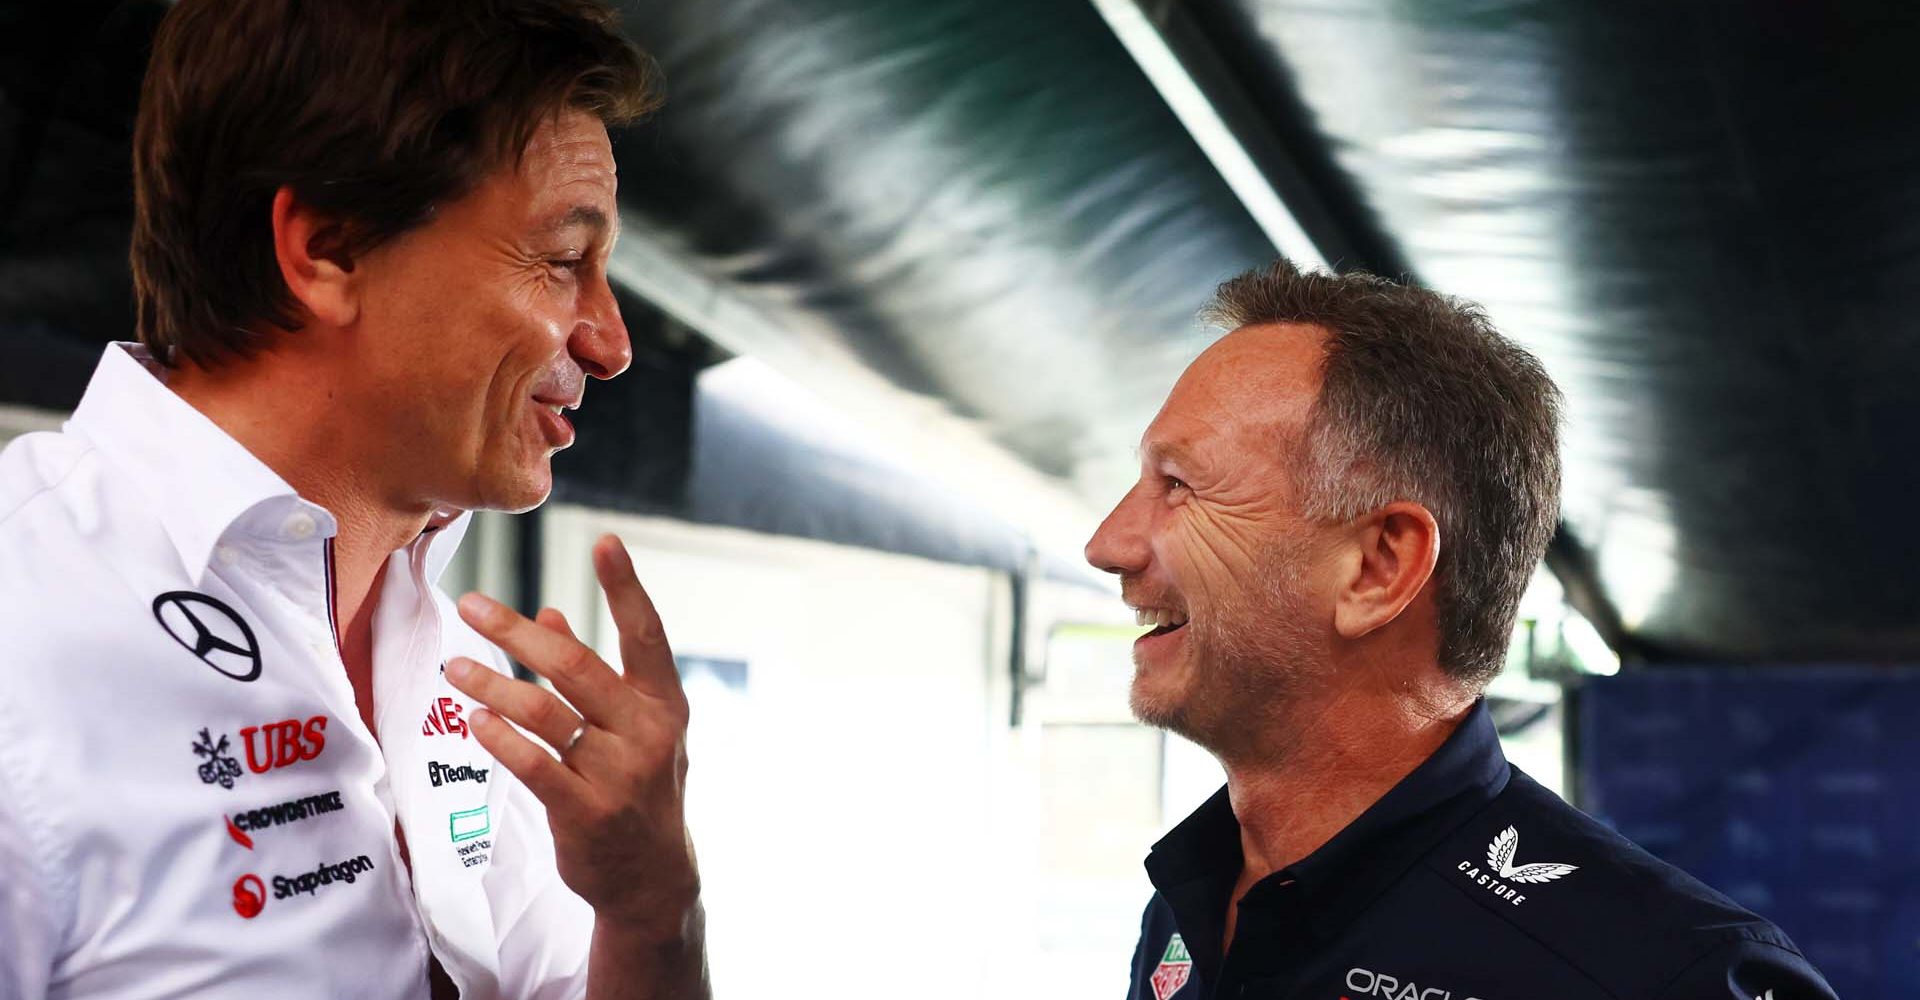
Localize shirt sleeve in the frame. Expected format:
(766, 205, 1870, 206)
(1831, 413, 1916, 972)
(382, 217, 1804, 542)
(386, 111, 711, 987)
(1655, 935, 1840, 1000)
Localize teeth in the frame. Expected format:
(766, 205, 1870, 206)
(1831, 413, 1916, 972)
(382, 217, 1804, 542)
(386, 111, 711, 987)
(545, 404, 563, 415)
(1132, 607, 1189, 630)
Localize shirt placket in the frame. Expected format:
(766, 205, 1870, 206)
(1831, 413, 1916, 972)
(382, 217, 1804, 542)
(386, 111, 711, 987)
(1221, 878, 1314, 999)
(238, 499, 430, 951)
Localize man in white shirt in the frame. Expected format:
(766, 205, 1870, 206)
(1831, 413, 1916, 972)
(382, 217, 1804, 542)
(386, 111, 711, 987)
(0, 1, 707, 997)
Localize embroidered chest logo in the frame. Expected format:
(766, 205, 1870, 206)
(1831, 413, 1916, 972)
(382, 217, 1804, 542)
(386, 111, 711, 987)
(192, 728, 245, 789)
(1344, 966, 1489, 1000)
(427, 760, 489, 787)
(451, 805, 493, 870)
(232, 874, 266, 918)
(1455, 825, 1578, 906)
(1150, 933, 1193, 1000)
(422, 695, 469, 738)
(153, 592, 262, 682)
(225, 790, 347, 849)
(239, 716, 328, 774)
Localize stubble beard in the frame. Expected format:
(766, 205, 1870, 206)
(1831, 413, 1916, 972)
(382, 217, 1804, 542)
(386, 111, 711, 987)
(1130, 535, 1328, 765)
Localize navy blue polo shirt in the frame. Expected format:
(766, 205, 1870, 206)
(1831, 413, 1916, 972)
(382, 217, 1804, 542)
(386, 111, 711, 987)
(1126, 701, 1837, 1000)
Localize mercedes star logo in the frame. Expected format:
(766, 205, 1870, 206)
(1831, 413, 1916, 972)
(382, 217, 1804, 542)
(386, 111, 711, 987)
(152, 591, 262, 682)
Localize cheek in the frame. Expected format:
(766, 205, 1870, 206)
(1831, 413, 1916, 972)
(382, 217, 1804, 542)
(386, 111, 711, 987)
(1160, 504, 1270, 601)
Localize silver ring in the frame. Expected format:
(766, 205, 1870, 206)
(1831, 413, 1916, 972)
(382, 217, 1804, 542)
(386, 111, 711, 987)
(561, 723, 589, 757)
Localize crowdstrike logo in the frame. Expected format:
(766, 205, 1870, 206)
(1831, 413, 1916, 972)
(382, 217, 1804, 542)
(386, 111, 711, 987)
(225, 790, 347, 848)
(1454, 826, 1578, 906)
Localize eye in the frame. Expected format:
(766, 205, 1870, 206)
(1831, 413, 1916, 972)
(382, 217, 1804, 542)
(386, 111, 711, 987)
(1165, 475, 1189, 494)
(546, 252, 586, 277)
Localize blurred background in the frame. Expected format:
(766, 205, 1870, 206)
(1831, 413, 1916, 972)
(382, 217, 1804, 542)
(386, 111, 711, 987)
(5, 0, 1920, 996)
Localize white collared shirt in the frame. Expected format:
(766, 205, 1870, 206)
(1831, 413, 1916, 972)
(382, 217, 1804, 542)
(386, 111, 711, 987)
(0, 344, 594, 999)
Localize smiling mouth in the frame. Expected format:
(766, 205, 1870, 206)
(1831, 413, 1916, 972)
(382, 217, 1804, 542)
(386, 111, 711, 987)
(1133, 607, 1190, 638)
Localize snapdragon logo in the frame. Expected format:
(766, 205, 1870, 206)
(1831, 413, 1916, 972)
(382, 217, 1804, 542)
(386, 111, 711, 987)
(1345, 967, 1486, 1000)
(271, 854, 376, 900)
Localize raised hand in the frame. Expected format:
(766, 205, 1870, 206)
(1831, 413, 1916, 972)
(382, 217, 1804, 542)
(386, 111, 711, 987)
(444, 534, 707, 998)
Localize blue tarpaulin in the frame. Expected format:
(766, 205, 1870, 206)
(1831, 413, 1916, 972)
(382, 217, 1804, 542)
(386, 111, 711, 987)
(1579, 668, 1920, 1000)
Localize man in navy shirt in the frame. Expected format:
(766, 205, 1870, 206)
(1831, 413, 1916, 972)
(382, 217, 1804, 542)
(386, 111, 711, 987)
(1084, 261, 1835, 1000)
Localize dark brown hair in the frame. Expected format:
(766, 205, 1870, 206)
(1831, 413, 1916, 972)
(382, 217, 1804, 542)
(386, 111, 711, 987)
(131, 0, 662, 368)
(1205, 260, 1563, 688)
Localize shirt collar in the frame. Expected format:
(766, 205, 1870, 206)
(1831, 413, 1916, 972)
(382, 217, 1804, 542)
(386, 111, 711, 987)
(68, 343, 311, 584)
(1145, 699, 1512, 951)
(67, 342, 473, 586)
(422, 509, 473, 586)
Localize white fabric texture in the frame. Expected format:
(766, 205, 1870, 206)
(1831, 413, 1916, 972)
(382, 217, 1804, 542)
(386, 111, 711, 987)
(0, 344, 594, 1000)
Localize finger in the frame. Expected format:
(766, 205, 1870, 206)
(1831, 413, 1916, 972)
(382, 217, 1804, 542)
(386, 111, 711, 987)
(592, 535, 685, 702)
(465, 705, 592, 809)
(444, 655, 585, 752)
(535, 606, 579, 642)
(456, 592, 633, 730)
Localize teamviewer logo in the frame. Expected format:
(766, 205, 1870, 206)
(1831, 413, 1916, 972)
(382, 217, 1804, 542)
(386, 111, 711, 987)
(426, 761, 489, 788)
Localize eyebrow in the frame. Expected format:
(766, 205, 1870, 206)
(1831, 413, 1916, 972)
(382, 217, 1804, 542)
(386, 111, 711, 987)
(538, 204, 612, 238)
(1141, 440, 1197, 468)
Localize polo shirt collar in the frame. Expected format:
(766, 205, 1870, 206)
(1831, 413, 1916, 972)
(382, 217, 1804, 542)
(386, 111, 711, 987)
(67, 342, 472, 586)
(1145, 699, 1512, 973)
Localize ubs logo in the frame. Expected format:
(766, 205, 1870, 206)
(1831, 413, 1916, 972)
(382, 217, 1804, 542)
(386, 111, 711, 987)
(238, 717, 328, 774)
(153, 591, 261, 682)
(192, 728, 245, 789)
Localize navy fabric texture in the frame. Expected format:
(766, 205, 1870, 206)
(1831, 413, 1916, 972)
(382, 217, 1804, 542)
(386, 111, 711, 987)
(1126, 702, 1837, 1000)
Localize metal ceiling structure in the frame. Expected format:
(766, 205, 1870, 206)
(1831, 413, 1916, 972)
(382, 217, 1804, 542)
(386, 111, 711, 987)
(4, 0, 1917, 665)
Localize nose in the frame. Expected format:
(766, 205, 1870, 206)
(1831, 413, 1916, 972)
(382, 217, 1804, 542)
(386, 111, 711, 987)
(569, 272, 633, 380)
(1084, 482, 1152, 577)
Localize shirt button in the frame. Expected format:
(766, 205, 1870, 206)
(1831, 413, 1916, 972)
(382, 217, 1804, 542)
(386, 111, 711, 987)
(284, 512, 318, 540)
(309, 641, 332, 658)
(214, 545, 239, 566)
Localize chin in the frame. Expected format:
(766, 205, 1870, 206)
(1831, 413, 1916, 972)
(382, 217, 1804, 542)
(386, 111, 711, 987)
(475, 462, 554, 514)
(1129, 674, 1188, 733)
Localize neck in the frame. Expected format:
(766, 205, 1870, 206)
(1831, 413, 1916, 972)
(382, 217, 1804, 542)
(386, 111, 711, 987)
(1222, 675, 1475, 884)
(167, 352, 430, 630)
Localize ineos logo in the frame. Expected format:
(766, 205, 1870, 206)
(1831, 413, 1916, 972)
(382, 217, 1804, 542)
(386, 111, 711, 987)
(152, 591, 261, 682)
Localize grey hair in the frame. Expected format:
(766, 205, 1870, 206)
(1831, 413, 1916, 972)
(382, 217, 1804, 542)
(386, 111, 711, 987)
(1204, 260, 1563, 688)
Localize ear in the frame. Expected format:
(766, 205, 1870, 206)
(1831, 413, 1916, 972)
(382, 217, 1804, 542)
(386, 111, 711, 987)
(269, 185, 360, 329)
(1331, 500, 1440, 641)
